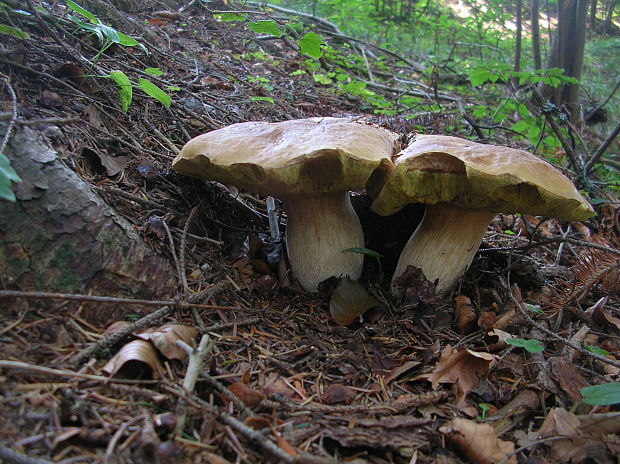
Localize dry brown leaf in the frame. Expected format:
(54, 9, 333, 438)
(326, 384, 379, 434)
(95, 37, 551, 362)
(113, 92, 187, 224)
(104, 320, 132, 335)
(244, 416, 272, 430)
(424, 346, 495, 410)
(227, 382, 265, 408)
(102, 339, 164, 379)
(329, 277, 379, 326)
(262, 374, 297, 399)
(321, 384, 356, 404)
(478, 311, 497, 331)
(137, 324, 198, 361)
(383, 360, 421, 385)
(546, 357, 589, 403)
(536, 408, 591, 463)
(274, 432, 298, 457)
(440, 418, 516, 464)
(455, 295, 476, 333)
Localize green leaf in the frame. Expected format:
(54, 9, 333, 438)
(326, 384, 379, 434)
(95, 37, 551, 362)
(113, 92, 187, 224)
(312, 73, 332, 85)
(116, 31, 139, 47)
(66, 0, 99, 24)
(506, 338, 544, 353)
(342, 247, 383, 260)
(108, 70, 132, 112)
(298, 32, 324, 59)
(585, 345, 609, 356)
(0, 182, 16, 201)
(468, 68, 492, 86)
(214, 12, 247, 22)
(247, 20, 283, 37)
(0, 24, 30, 39)
(0, 153, 21, 183)
(290, 69, 306, 76)
(581, 383, 620, 405)
(249, 96, 275, 104)
(97, 23, 120, 43)
(145, 67, 163, 76)
(138, 78, 171, 107)
(167, 85, 181, 92)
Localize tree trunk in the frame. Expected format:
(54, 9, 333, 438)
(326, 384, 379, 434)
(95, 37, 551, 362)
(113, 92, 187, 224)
(532, 0, 542, 69)
(515, 0, 523, 72)
(603, 0, 617, 32)
(589, 0, 598, 35)
(0, 126, 178, 317)
(544, 0, 589, 123)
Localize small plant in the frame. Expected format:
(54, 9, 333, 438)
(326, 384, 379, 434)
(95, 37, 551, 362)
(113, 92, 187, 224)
(581, 382, 620, 406)
(0, 152, 22, 202)
(477, 403, 492, 420)
(505, 338, 545, 353)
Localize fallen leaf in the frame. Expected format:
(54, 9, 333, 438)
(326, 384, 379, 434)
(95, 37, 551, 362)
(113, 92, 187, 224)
(273, 432, 298, 457)
(226, 382, 265, 408)
(393, 265, 437, 305)
(329, 277, 379, 325)
(102, 339, 164, 379)
(424, 346, 495, 410)
(321, 384, 356, 404)
(383, 360, 421, 385)
(455, 295, 476, 333)
(137, 324, 198, 361)
(244, 416, 272, 430)
(478, 311, 497, 331)
(262, 374, 297, 399)
(440, 418, 516, 464)
(546, 357, 589, 403)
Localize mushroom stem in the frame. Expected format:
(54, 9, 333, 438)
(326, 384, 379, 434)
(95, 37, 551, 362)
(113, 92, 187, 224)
(392, 204, 496, 294)
(284, 192, 364, 292)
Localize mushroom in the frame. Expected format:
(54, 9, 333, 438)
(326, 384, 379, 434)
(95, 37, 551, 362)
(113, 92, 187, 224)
(370, 134, 595, 294)
(173, 118, 398, 292)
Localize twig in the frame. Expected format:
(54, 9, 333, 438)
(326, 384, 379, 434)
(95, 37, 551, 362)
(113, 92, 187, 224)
(531, 236, 620, 257)
(457, 100, 485, 139)
(0, 445, 54, 464)
(0, 114, 81, 125)
(0, 289, 239, 310)
(531, 88, 584, 178)
(201, 373, 256, 418)
(0, 360, 157, 384)
(583, 119, 620, 175)
(0, 75, 17, 154)
(71, 281, 229, 367)
(103, 415, 145, 464)
(174, 335, 214, 436)
(359, 78, 460, 102)
(98, 186, 182, 218)
(266, 197, 280, 240)
(179, 207, 198, 293)
(507, 283, 620, 369)
(585, 75, 620, 124)
(162, 219, 183, 290)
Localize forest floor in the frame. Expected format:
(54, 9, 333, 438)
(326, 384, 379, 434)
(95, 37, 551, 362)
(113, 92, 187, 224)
(1, 1, 619, 464)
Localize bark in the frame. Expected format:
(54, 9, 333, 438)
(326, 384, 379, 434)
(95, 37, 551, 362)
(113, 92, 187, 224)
(515, 0, 523, 72)
(0, 126, 178, 301)
(532, 0, 542, 69)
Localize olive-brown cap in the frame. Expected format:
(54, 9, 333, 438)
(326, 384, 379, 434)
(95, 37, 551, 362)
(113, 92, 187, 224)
(173, 118, 398, 198)
(371, 135, 595, 221)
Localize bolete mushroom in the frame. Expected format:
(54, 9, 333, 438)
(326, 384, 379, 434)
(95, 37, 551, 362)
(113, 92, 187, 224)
(173, 118, 398, 292)
(370, 134, 595, 294)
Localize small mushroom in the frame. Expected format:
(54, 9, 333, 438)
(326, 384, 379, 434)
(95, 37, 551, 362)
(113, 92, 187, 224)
(173, 118, 398, 292)
(370, 134, 595, 294)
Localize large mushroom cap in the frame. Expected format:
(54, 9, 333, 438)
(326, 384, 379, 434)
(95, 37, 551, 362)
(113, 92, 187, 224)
(371, 134, 595, 221)
(173, 118, 398, 197)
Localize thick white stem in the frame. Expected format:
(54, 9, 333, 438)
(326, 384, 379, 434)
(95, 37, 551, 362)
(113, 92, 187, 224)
(392, 204, 496, 294)
(284, 192, 364, 292)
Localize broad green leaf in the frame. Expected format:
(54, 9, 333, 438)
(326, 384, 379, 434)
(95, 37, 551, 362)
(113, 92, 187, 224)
(290, 69, 306, 76)
(581, 383, 620, 405)
(138, 78, 171, 107)
(0, 153, 21, 183)
(66, 0, 99, 24)
(298, 32, 324, 59)
(108, 70, 132, 112)
(312, 73, 332, 85)
(247, 20, 283, 37)
(468, 68, 492, 86)
(214, 12, 247, 22)
(0, 24, 29, 39)
(167, 85, 181, 91)
(98, 23, 120, 43)
(506, 338, 544, 353)
(249, 96, 275, 104)
(145, 67, 163, 76)
(342, 247, 383, 260)
(585, 345, 609, 356)
(0, 182, 16, 201)
(116, 31, 140, 47)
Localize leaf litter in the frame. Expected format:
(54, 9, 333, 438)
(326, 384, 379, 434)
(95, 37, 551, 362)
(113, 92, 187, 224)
(0, 1, 619, 464)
